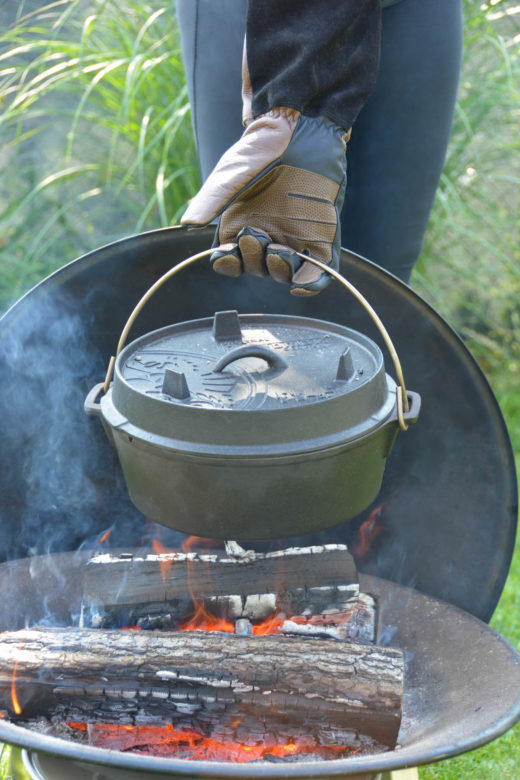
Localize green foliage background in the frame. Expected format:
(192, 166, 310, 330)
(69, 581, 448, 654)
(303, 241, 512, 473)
(0, 1, 518, 777)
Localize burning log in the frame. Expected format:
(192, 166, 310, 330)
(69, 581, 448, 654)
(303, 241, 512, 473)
(82, 544, 359, 626)
(0, 627, 403, 748)
(280, 593, 376, 643)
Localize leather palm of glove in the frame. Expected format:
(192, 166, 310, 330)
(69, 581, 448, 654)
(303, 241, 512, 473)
(181, 108, 349, 296)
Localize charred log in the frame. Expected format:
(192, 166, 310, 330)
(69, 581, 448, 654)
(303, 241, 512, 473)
(0, 627, 402, 748)
(281, 593, 376, 643)
(82, 544, 359, 626)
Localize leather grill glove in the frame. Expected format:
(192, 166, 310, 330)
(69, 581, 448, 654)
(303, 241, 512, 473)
(181, 108, 349, 296)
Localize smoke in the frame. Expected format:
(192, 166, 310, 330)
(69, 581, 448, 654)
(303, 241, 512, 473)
(0, 286, 144, 561)
(0, 279, 202, 633)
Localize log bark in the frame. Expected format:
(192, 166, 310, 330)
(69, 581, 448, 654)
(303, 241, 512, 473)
(0, 627, 402, 748)
(82, 544, 359, 626)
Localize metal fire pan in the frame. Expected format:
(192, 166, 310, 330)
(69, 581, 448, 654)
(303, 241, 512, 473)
(0, 553, 518, 778)
(0, 226, 516, 621)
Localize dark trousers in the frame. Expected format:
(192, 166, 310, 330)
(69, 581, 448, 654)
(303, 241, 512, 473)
(177, 0, 463, 283)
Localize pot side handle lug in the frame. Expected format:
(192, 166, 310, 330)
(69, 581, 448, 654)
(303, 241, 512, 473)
(382, 390, 421, 457)
(394, 390, 421, 426)
(84, 382, 106, 418)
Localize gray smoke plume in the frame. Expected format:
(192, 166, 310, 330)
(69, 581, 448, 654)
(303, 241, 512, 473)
(0, 286, 144, 559)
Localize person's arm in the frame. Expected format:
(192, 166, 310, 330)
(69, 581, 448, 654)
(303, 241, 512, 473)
(181, 0, 381, 296)
(245, 0, 381, 130)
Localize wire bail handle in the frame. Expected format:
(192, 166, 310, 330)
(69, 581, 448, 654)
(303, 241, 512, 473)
(103, 249, 411, 431)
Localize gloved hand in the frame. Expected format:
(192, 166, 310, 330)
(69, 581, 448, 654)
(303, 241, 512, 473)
(181, 107, 349, 296)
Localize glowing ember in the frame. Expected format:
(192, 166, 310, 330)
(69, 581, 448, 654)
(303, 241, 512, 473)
(288, 610, 354, 627)
(68, 721, 87, 731)
(74, 723, 353, 762)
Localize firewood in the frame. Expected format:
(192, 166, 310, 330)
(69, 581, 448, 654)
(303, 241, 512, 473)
(0, 626, 402, 748)
(281, 593, 376, 643)
(82, 544, 358, 626)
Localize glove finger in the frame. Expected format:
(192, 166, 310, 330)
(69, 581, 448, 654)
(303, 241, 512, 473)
(265, 244, 303, 284)
(237, 227, 270, 278)
(290, 272, 331, 297)
(290, 258, 332, 296)
(210, 243, 243, 278)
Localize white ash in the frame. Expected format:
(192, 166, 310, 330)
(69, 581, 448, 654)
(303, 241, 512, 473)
(89, 542, 350, 568)
(235, 618, 253, 636)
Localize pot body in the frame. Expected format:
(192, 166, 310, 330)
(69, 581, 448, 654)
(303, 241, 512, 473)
(108, 414, 399, 539)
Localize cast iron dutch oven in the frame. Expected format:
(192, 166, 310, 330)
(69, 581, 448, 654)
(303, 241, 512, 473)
(85, 250, 420, 539)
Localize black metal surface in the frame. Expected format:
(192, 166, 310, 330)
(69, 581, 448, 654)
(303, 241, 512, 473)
(0, 226, 516, 619)
(0, 553, 518, 777)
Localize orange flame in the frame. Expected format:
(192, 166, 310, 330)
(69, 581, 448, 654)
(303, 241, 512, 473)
(180, 535, 219, 626)
(252, 614, 284, 635)
(151, 537, 177, 583)
(177, 601, 235, 633)
(352, 503, 386, 562)
(11, 650, 22, 715)
(98, 528, 111, 544)
(180, 535, 215, 553)
(176, 603, 285, 636)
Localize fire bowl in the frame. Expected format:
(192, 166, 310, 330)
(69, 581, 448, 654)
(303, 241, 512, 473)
(0, 552, 518, 779)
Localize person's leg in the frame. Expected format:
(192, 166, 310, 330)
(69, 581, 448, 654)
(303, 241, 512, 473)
(341, 0, 463, 282)
(177, 0, 247, 181)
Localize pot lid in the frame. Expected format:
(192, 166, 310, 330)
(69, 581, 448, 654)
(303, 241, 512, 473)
(119, 310, 384, 412)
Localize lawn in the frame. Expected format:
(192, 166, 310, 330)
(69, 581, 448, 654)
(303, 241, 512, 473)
(0, 1, 518, 777)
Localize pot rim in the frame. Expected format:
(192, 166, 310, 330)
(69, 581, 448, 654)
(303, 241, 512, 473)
(101, 377, 403, 459)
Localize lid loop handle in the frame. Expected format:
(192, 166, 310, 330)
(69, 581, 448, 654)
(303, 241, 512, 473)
(103, 248, 410, 430)
(214, 345, 287, 374)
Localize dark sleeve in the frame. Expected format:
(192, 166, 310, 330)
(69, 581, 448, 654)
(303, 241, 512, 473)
(246, 0, 382, 131)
